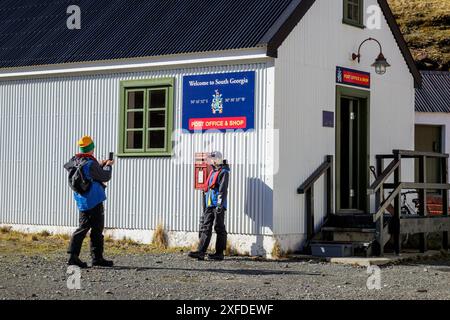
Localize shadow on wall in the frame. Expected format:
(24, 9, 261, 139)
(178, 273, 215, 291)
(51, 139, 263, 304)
(244, 178, 273, 256)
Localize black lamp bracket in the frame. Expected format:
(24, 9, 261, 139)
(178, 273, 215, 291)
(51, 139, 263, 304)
(352, 37, 384, 63)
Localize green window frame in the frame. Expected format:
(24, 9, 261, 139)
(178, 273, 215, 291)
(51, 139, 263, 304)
(343, 0, 364, 28)
(119, 78, 174, 157)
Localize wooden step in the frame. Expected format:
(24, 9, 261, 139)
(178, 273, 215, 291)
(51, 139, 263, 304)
(323, 229, 376, 242)
(322, 227, 376, 233)
(326, 214, 376, 229)
(310, 240, 372, 246)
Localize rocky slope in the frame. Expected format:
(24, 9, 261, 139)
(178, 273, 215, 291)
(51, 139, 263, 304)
(388, 0, 450, 71)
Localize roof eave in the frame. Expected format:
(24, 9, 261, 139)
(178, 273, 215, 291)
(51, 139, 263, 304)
(260, 0, 422, 89)
(259, 0, 316, 58)
(0, 47, 271, 80)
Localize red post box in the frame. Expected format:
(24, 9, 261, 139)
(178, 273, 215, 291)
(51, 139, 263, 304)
(194, 153, 212, 191)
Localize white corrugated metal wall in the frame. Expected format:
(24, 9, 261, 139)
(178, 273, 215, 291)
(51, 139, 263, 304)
(273, 0, 415, 237)
(0, 62, 274, 236)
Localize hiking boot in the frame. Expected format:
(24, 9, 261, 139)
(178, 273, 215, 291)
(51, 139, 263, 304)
(207, 253, 224, 261)
(68, 255, 88, 269)
(188, 251, 205, 261)
(92, 257, 114, 267)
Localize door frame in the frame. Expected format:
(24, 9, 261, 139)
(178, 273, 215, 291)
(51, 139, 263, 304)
(414, 124, 445, 186)
(335, 85, 371, 214)
(415, 124, 444, 153)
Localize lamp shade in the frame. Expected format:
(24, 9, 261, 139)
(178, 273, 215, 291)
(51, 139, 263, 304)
(371, 53, 391, 75)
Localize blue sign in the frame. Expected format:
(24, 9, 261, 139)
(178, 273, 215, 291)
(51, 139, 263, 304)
(182, 71, 255, 132)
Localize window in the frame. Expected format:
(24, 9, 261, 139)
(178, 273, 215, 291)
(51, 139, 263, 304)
(343, 0, 364, 28)
(119, 78, 174, 157)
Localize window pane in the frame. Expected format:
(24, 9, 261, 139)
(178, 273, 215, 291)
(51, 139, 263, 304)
(127, 111, 144, 129)
(347, 3, 354, 20)
(346, 0, 361, 22)
(127, 91, 144, 109)
(352, 3, 360, 22)
(127, 131, 143, 149)
(149, 110, 166, 128)
(148, 130, 165, 149)
(149, 90, 166, 109)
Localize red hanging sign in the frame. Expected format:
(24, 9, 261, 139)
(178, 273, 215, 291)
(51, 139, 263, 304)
(336, 66, 371, 89)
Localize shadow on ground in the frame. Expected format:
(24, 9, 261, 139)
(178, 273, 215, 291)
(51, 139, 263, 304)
(108, 265, 322, 277)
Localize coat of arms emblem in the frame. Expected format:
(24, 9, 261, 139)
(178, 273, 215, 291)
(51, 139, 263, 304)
(337, 67, 343, 83)
(211, 89, 223, 114)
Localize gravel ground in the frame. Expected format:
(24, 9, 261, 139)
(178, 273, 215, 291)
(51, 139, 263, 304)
(0, 252, 449, 300)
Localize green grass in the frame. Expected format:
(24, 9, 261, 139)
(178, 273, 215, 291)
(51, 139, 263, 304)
(388, 0, 450, 70)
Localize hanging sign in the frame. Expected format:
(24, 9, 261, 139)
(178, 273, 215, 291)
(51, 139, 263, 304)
(336, 66, 370, 89)
(182, 71, 255, 132)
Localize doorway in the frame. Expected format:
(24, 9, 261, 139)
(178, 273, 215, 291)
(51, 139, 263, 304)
(336, 86, 370, 214)
(415, 125, 443, 188)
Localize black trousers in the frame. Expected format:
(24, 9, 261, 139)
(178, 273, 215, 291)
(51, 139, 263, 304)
(68, 203, 105, 259)
(198, 207, 227, 254)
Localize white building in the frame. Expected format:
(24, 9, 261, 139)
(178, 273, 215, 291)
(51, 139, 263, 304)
(414, 71, 450, 215)
(415, 71, 450, 174)
(0, 0, 423, 257)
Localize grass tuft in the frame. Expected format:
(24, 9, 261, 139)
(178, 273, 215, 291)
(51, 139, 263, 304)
(38, 230, 51, 238)
(117, 237, 140, 247)
(53, 233, 70, 241)
(271, 240, 287, 260)
(0, 226, 12, 234)
(104, 235, 114, 243)
(190, 241, 199, 252)
(225, 241, 239, 256)
(152, 224, 168, 249)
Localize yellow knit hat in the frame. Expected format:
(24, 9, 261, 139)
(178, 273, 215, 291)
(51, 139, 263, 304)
(78, 136, 95, 153)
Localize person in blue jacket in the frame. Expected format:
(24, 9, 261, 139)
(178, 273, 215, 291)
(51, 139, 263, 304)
(189, 151, 230, 261)
(64, 136, 114, 268)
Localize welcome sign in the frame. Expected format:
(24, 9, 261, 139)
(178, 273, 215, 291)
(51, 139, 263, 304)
(182, 71, 255, 132)
(336, 66, 371, 89)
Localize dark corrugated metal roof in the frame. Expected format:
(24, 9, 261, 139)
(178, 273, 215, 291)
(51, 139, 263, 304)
(0, 0, 294, 68)
(416, 71, 450, 113)
(0, 0, 422, 89)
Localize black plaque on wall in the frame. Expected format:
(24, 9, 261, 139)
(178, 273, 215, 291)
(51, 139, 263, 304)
(323, 111, 334, 128)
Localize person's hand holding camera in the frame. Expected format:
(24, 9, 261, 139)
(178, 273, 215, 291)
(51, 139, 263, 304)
(104, 160, 114, 167)
(100, 160, 114, 167)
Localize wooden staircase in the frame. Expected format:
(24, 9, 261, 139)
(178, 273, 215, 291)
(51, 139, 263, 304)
(309, 214, 390, 257)
(297, 155, 392, 257)
(298, 151, 450, 258)
(309, 213, 391, 257)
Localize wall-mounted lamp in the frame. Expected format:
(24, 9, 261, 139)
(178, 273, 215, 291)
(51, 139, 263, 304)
(352, 37, 391, 75)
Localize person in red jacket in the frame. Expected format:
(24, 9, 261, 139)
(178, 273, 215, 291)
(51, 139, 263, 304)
(189, 151, 230, 261)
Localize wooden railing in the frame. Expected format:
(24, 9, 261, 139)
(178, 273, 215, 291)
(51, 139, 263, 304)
(370, 150, 450, 256)
(297, 155, 333, 243)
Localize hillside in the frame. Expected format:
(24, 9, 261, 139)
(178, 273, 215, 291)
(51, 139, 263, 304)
(388, 0, 450, 71)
